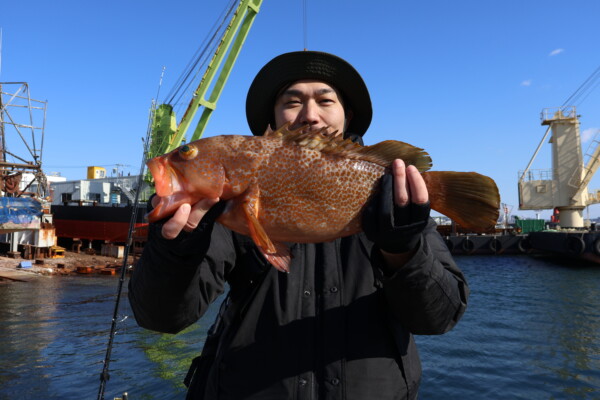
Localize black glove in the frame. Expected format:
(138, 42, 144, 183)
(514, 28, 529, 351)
(362, 173, 430, 253)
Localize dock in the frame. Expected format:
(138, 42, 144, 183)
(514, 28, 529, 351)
(0, 265, 39, 282)
(443, 233, 532, 255)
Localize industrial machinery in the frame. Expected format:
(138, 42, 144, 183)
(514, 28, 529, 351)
(145, 0, 263, 184)
(0, 82, 56, 256)
(518, 106, 600, 228)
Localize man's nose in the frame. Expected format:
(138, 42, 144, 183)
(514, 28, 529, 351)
(299, 101, 319, 125)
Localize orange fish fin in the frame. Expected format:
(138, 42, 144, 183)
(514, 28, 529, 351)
(259, 243, 292, 273)
(245, 208, 291, 272)
(241, 195, 291, 272)
(423, 171, 500, 232)
(262, 125, 275, 136)
(273, 123, 432, 172)
(243, 200, 276, 254)
(267, 122, 291, 138)
(275, 123, 357, 152)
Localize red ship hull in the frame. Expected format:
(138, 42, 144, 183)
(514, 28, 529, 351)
(51, 205, 148, 243)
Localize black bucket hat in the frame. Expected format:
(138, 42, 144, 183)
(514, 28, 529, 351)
(246, 51, 372, 137)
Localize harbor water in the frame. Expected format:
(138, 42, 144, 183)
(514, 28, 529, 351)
(0, 255, 599, 399)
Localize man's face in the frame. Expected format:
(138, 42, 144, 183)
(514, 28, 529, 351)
(273, 79, 350, 136)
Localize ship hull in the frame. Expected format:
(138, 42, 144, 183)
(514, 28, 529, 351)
(51, 205, 148, 243)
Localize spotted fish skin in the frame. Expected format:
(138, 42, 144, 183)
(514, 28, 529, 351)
(147, 124, 500, 272)
(218, 136, 384, 243)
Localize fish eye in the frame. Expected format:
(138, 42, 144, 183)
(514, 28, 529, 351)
(178, 144, 198, 160)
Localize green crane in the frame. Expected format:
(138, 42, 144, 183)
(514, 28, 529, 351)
(146, 0, 263, 183)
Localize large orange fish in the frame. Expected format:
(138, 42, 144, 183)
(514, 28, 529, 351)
(147, 124, 500, 272)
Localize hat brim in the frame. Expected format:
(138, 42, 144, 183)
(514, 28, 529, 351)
(246, 51, 372, 136)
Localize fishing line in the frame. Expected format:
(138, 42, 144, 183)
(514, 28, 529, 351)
(96, 86, 158, 400)
(303, 0, 308, 50)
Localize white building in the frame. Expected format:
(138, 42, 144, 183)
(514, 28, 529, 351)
(49, 174, 150, 206)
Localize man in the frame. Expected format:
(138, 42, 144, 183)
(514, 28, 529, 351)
(129, 51, 469, 400)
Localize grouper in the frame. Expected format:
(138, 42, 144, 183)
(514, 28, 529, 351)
(146, 124, 500, 272)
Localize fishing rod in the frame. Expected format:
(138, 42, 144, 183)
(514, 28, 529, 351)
(96, 68, 165, 400)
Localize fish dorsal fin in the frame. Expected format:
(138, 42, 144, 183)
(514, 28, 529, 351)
(272, 123, 432, 172)
(270, 123, 361, 154)
(359, 141, 432, 172)
(262, 125, 275, 136)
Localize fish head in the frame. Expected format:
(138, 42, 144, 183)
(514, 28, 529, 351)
(146, 140, 226, 222)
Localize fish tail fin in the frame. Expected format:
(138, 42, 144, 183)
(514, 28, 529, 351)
(423, 171, 500, 232)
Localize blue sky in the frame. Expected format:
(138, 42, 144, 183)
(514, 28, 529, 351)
(2, 0, 600, 219)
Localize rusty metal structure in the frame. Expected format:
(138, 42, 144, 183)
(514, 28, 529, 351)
(0, 82, 50, 198)
(0, 82, 55, 256)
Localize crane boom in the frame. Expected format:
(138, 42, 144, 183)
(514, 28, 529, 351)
(148, 0, 262, 161)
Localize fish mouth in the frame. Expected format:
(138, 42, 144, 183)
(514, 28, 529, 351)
(146, 157, 193, 223)
(147, 157, 180, 197)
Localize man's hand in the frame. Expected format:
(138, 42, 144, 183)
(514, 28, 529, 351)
(153, 197, 221, 239)
(391, 159, 428, 208)
(362, 159, 431, 267)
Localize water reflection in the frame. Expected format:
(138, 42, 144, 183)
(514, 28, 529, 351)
(0, 257, 598, 399)
(136, 324, 204, 391)
(526, 262, 600, 398)
(416, 255, 600, 400)
(1, 276, 61, 398)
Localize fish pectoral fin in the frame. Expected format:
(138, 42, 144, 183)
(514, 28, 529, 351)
(242, 198, 291, 273)
(258, 243, 292, 274)
(238, 186, 292, 273)
(243, 198, 276, 253)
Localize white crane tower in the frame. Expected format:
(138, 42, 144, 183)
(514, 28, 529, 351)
(518, 106, 600, 228)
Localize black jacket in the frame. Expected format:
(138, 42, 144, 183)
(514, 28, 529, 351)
(128, 217, 469, 400)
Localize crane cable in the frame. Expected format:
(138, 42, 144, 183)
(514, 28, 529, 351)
(561, 63, 600, 109)
(165, 0, 236, 103)
(164, 0, 239, 115)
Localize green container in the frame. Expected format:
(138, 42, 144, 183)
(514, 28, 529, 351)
(514, 218, 545, 233)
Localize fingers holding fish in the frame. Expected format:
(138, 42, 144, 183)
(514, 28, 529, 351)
(160, 198, 220, 239)
(391, 159, 429, 208)
(186, 198, 221, 232)
(161, 203, 191, 239)
(391, 159, 408, 207)
(405, 164, 429, 205)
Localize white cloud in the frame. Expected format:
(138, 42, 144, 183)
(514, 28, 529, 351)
(521, 79, 532, 87)
(549, 48, 564, 56)
(582, 128, 599, 142)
